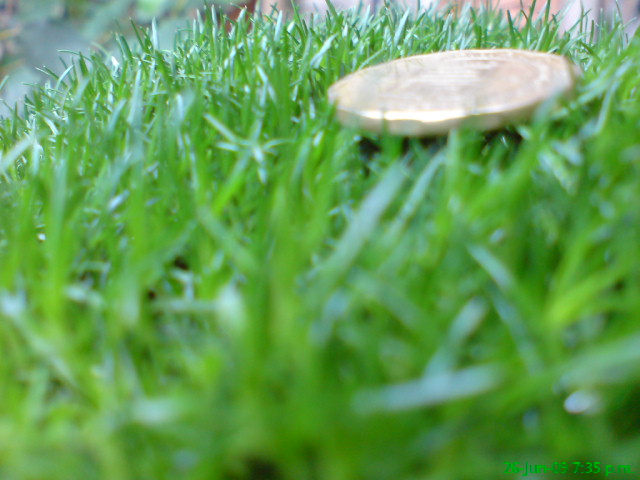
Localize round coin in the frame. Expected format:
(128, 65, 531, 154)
(328, 49, 580, 136)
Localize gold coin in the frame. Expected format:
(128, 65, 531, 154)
(328, 49, 580, 136)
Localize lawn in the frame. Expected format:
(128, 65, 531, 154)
(1, 3, 640, 479)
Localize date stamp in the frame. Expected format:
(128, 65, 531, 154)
(504, 461, 634, 477)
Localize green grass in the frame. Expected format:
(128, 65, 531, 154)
(1, 3, 640, 479)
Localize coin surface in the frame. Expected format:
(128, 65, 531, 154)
(328, 49, 580, 136)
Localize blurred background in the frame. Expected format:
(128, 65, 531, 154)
(0, 0, 208, 114)
(0, 0, 638, 115)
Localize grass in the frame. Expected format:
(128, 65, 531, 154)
(1, 2, 640, 479)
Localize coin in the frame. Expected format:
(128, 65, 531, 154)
(328, 49, 580, 136)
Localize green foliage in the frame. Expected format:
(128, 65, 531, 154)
(1, 4, 640, 479)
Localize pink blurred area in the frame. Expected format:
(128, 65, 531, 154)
(226, 0, 639, 33)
